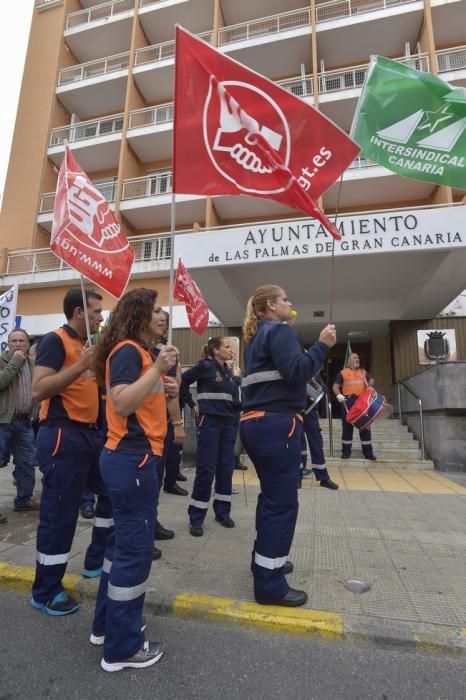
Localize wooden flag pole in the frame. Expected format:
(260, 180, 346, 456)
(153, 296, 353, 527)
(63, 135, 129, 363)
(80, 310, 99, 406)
(328, 174, 345, 324)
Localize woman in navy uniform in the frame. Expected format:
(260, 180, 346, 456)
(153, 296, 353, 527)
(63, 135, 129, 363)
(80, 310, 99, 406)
(181, 337, 237, 537)
(240, 285, 336, 607)
(90, 288, 177, 672)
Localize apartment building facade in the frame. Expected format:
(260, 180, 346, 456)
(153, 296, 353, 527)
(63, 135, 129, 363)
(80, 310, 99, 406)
(0, 0, 465, 397)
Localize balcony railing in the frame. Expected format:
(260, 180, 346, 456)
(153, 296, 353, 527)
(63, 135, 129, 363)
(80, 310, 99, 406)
(315, 0, 419, 23)
(49, 114, 124, 146)
(5, 234, 171, 276)
(121, 171, 173, 200)
(277, 74, 313, 97)
(140, 0, 170, 6)
(135, 32, 213, 66)
(348, 157, 376, 169)
(39, 180, 117, 214)
(128, 103, 174, 129)
(58, 52, 130, 86)
(318, 53, 428, 93)
(217, 7, 310, 47)
(66, 0, 134, 30)
(437, 45, 466, 73)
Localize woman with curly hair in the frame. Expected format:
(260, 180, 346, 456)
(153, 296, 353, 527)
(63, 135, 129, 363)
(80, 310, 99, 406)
(90, 288, 177, 672)
(240, 285, 336, 607)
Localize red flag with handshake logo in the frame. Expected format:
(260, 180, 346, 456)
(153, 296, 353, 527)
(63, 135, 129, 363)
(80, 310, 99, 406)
(173, 26, 360, 240)
(173, 259, 210, 335)
(51, 148, 134, 298)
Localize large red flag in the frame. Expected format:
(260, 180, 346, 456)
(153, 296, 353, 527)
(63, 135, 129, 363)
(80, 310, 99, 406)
(51, 148, 134, 298)
(173, 259, 209, 335)
(173, 26, 360, 240)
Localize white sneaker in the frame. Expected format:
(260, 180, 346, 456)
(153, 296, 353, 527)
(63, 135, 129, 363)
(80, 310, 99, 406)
(101, 641, 163, 672)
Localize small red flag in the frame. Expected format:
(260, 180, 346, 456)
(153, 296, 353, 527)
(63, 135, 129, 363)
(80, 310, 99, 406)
(51, 148, 134, 298)
(173, 259, 209, 335)
(173, 26, 360, 240)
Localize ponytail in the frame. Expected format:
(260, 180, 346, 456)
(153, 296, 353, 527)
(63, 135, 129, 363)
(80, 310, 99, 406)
(201, 336, 225, 360)
(242, 284, 283, 343)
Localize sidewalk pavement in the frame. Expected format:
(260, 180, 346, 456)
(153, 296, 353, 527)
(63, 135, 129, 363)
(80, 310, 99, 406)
(1, 461, 465, 653)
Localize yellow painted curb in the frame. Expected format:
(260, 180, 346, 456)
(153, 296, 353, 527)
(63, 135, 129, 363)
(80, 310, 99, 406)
(0, 562, 81, 595)
(173, 592, 344, 638)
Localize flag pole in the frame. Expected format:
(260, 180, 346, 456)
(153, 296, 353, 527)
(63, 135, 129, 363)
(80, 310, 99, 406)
(80, 276, 92, 345)
(167, 190, 176, 345)
(328, 174, 344, 324)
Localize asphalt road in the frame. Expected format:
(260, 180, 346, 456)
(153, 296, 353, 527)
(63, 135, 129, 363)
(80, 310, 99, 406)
(0, 589, 464, 700)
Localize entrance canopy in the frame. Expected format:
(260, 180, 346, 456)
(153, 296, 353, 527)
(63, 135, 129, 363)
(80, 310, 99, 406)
(174, 204, 466, 343)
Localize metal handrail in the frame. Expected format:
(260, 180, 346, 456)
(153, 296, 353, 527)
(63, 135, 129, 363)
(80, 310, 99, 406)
(327, 400, 334, 458)
(66, 0, 134, 30)
(396, 382, 425, 460)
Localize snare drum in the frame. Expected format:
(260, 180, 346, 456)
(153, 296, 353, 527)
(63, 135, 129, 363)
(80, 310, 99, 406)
(345, 388, 385, 432)
(304, 384, 325, 414)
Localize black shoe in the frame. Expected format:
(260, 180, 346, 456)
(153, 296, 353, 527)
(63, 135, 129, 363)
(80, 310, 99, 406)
(365, 455, 377, 461)
(154, 523, 175, 540)
(101, 640, 164, 672)
(215, 516, 235, 528)
(320, 479, 339, 490)
(152, 546, 162, 560)
(14, 498, 40, 512)
(189, 524, 204, 537)
(255, 587, 308, 607)
(176, 473, 187, 482)
(234, 463, 248, 471)
(31, 591, 80, 616)
(283, 560, 294, 575)
(340, 453, 350, 460)
(163, 484, 188, 496)
(80, 505, 95, 519)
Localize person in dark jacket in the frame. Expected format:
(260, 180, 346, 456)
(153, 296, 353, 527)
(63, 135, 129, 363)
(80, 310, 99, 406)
(240, 285, 336, 607)
(181, 337, 237, 537)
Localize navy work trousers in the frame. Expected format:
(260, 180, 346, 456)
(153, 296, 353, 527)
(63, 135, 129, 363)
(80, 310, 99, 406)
(240, 413, 301, 602)
(157, 422, 181, 491)
(188, 414, 236, 526)
(341, 396, 374, 458)
(32, 425, 110, 603)
(0, 418, 36, 507)
(93, 449, 159, 662)
(301, 410, 329, 481)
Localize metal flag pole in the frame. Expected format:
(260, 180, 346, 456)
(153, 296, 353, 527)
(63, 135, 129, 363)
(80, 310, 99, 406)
(328, 174, 345, 324)
(167, 190, 176, 345)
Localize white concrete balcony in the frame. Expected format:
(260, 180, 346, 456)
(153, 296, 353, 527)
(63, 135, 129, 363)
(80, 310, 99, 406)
(64, 0, 135, 63)
(316, 0, 424, 68)
(56, 52, 130, 119)
(2, 233, 172, 286)
(138, 0, 215, 44)
(133, 31, 213, 103)
(437, 45, 466, 85)
(37, 179, 117, 232)
(127, 104, 174, 161)
(47, 114, 124, 171)
(217, 7, 312, 79)
(120, 172, 205, 229)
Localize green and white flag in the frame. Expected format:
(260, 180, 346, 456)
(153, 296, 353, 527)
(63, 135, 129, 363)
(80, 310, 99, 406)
(351, 56, 466, 189)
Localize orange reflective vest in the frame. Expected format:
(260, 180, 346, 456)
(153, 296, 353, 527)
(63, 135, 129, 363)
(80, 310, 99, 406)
(105, 340, 167, 455)
(341, 368, 368, 397)
(39, 327, 99, 423)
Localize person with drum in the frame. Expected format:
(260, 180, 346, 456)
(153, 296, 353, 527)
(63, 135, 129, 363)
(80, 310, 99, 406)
(332, 352, 377, 460)
(240, 284, 336, 607)
(300, 373, 339, 490)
